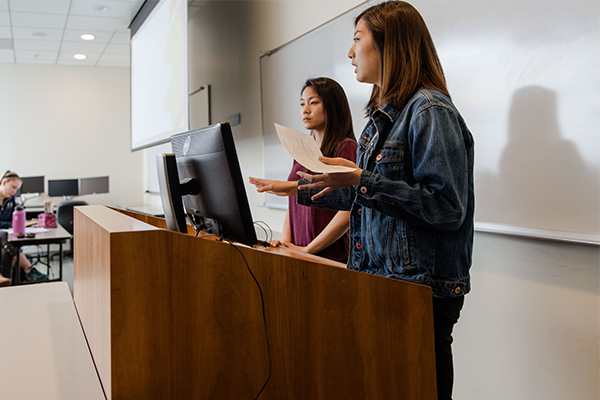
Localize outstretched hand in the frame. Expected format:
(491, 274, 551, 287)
(249, 177, 297, 197)
(297, 157, 362, 200)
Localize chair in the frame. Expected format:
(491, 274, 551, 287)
(55, 200, 88, 258)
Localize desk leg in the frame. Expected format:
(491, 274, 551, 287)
(11, 246, 21, 285)
(58, 243, 63, 282)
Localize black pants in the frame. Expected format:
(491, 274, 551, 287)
(432, 295, 465, 400)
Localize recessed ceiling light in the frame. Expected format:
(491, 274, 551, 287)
(81, 34, 96, 41)
(31, 32, 46, 37)
(93, 5, 109, 12)
(74, 54, 87, 60)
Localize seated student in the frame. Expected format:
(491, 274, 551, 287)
(0, 171, 49, 285)
(250, 77, 357, 262)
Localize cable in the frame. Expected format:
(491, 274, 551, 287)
(253, 221, 269, 242)
(253, 220, 273, 242)
(225, 239, 272, 400)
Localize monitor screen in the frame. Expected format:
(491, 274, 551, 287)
(157, 122, 258, 246)
(48, 179, 79, 197)
(80, 176, 109, 195)
(17, 176, 45, 196)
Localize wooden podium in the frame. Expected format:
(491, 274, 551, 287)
(73, 206, 437, 399)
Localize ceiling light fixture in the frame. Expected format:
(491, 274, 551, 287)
(74, 54, 87, 60)
(31, 32, 46, 37)
(93, 5, 109, 12)
(81, 34, 96, 41)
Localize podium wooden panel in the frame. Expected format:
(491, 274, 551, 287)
(74, 205, 437, 399)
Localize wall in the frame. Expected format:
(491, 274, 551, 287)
(0, 63, 143, 208)
(185, 2, 599, 399)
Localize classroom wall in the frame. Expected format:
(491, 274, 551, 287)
(2, 1, 595, 398)
(0, 63, 143, 208)
(185, 2, 599, 399)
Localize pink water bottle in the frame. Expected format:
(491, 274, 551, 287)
(12, 205, 26, 236)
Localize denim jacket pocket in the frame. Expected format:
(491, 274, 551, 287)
(374, 143, 404, 181)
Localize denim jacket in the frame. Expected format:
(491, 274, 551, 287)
(297, 89, 474, 297)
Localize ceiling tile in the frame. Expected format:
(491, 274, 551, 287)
(12, 26, 63, 41)
(110, 30, 130, 44)
(60, 40, 107, 53)
(14, 39, 60, 51)
(0, 10, 9, 25)
(0, 37, 11, 49)
(15, 49, 58, 62)
(11, 11, 67, 29)
(66, 15, 121, 32)
(0, 26, 11, 38)
(69, 0, 133, 19)
(96, 52, 129, 67)
(63, 29, 112, 44)
(9, 0, 70, 15)
(0, 48, 14, 59)
(16, 58, 56, 65)
(103, 43, 128, 54)
(58, 50, 100, 65)
(3, 0, 160, 67)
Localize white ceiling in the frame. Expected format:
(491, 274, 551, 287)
(0, 0, 207, 68)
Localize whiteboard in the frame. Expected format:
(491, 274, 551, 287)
(260, 0, 599, 243)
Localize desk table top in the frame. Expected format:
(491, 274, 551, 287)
(0, 282, 105, 399)
(5, 224, 71, 245)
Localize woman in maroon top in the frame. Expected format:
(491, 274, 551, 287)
(251, 77, 357, 262)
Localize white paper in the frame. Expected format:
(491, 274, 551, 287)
(274, 123, 356, 173)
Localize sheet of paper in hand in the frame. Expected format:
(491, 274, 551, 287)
(274, 123, 356, 173)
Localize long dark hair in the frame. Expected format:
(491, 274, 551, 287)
(356, 1, 450, 111)
(301, 77, 356, 158)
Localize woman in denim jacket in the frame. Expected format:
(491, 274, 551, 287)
(253, 2, 474, 399)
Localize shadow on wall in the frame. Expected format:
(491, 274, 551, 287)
(476, 85, 599, 234)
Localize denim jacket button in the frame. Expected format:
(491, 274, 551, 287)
(357, 208, 362, 215)
(376, 153, 382, 161)
(360, 186, 367, 194)
(454, 286, 461, 294)
(356, 242, 362, 250)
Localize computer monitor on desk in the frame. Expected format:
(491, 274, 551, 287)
(16, 176, 45, 205)
(80, 176, 109, 196)
(156, 122, 258, 246)
(48, 179, 79, 200)
(17, 176, 45, 196)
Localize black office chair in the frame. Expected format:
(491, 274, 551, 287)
(55, 200, 88, 258)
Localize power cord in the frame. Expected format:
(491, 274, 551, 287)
(195, 230, 272, 398)
(225, 239, 272, 400)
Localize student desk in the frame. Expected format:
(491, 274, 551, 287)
(0, 282, 105, 399)
(6, 225, 71, 285)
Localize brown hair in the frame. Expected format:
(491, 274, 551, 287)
(355, 1, 450, 111)
(1, 170, 20, 183)
(301, 77, 356, 158)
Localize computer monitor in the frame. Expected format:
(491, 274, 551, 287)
(48, 179, 79, 198)
(80, 176, 109, 195)
(16, 176, 45, 196)
(157, 122, 258, 246)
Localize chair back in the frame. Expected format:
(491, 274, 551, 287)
(56, 201, 88, 235)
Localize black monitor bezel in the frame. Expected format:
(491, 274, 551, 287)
(48, 179, 79, 197)
(167, 122, 257, 246)
(17, 176, 45, 196)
